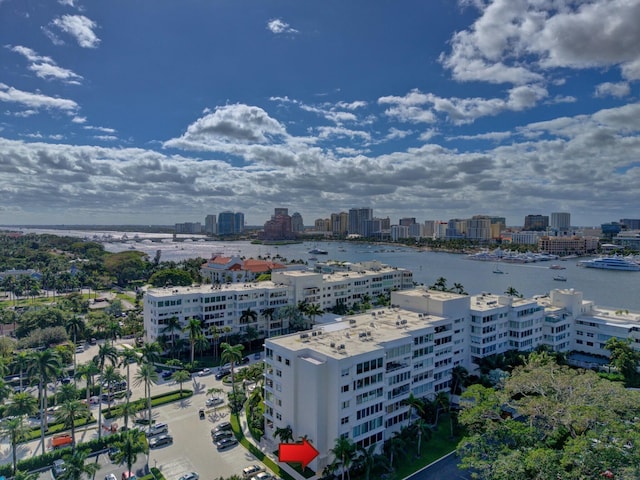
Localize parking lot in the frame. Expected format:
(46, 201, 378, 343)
(2, 339, 269, 480)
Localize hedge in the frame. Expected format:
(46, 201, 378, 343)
(23, 416, 96, 441)
(104, 389, 193, 419)
(0, 431, 130, 477)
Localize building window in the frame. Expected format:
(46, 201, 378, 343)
(285, 358, 290, 366)
(341, 416, 349, 425)
(341, 368, 350, 377)
(341, 384, 350, 393)
(276, 369, 282, 377)
(341, 400, 350, 409)
(276, 413, 282, 421)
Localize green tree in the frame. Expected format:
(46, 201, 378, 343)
(273, 425, 294, 443)
(183, 318, 203, 364)
(118, 347, 139, 430)
(101, 364, 123, 413)
(355, 444, 388, 480)
(172, 370, 191, 395)
(605, 337, 640, 385)
(0, 416, 29, 474)
(58, 448, 99, 480)
(239, 308, 258, 325)
(430, 276, 448, 291)
(55, 400, 90, 452)
(74, 360, 100, 409)
(112, 429, 148, 475)
(162, 316, 181, 358)
(504, 286, 523, 298)
(134, 362, 158, 427)
(220, 342, 244, 405)
(457, 357, 640, 479)
(93, 343, 118, 439)
(26, 348, 61, 455)
(330, 436, 357, 480)
(6, 391, 38, 417)
(305, 303, 324, 327)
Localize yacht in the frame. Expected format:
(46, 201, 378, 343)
(578, 256, 640, 271)
(553, 275, 567, 282)
(308, 248, 328, 255)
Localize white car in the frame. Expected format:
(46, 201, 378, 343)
(198, 368, 211, 376)
(242, 465, 265, 479)
(52, 459, 66, 477)
(145, 422, 168, 437)
(205, 397, 224, 407)
(105, 474, 117, 480)
(178, 473, 199, 480)
(251, 473, 273, 480)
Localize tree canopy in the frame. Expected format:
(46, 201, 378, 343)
(457, 353, 640, 480)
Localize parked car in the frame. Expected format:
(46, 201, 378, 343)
(205, 397, 224, 407)
(107, 447, 120, 461)
(215, 368, 230, 380)
(253, 352, 261, 360)
(242, 465, 265, 479)
(75, 345, 85, 353)
(216, 437, 239, 450)
(198, 409, 205, 420)
(60, 377, 72, 384)
(212, 430, 234, 442)
(251, 473, 274, 480)
(197, 368, 211, 376)
(178, 472, 199, 480)
(145, 422, 168, 437)
(52, 459, 66, 477)
(149, 434, 173, 448)
(105, 474, 117, 480)
(241, 356, 250, 365)
(213, 421, 232, 432)
(161, 371, 173, 380)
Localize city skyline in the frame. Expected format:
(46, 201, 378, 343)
(1, 1, 640, 226)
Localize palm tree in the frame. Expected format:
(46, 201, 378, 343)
(75, 361, 100, 408)
(55, 400, 90, 452)
(0, 416, 29, 474)
(433, 391, 450, 426)
(137, 341, 161, 366)
(58, 448, 99, 480)
(239, 308, 258, 325)
(118, 347, 139, 430)
(412, 418, 432, 457)
(305, 304, 324, 327)
(93, 343, 118, 439)
(162, 316, 181, 358)
(101, 365, 123, 414)
(450, 365, 469, 396)
(273, 425, 294, 443)
(504, 286, 523, 298)
(208, 325, 221, 361)
(430, 277, 448, 291)
(355, 444, 388, 480)
(0, 378, 11, 404)
(330, 436, 357, 480)
(183, 318, 203, 364)
(65, 315, 85, 378)
(6, 391, 38, 417)
(112, 429, 148, 476)
(403, 392, 425, 425)
(383, 433, 405, 470)
(105, 320, 122, 345)
(452, 282, 467, 295)
(133, 362, 158, 427)
(12, 351, 32, 391)
(27, 348, 61, 455)
(244, 325, 260, 351)
(194, 333, 209, 360)
(57, 383, 79, 404)
(220, 342, 244, 398)
(261, 307, 275, 335)
(112, 401, 140, 432)
(172, 370, 191, 396)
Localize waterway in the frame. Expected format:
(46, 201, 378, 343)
(11, 228, 640, 311)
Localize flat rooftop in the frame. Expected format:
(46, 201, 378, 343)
(267, 306, 447, 359)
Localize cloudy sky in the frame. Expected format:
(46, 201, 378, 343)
(1, 0, 639, 227)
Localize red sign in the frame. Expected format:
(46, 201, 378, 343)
(278, 439, 320, 469)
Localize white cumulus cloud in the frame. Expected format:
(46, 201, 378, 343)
(267, 19, 299, 35)
(52, 15, 100, 48)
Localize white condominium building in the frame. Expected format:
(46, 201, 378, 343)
(143, 262, 413, 344)
(263, 286, 638, 471)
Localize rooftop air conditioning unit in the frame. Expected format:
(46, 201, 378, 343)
(330, 342, 336, 348)
(339, 344, 345, 349)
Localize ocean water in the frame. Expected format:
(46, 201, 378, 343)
(14, 228, 640, 311)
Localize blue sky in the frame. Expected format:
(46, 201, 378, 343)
(1, 0, 639, 227)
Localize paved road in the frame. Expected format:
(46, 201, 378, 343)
(404, 452, 472, 480)
(2, 339, 268, 480)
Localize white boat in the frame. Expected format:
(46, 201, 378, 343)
(309, 248, 328, 255)
(553, 275, 567, 282)
(549, 264, 566, 270)
(578, 256, 640, 271)
(492, 263, 504, 274)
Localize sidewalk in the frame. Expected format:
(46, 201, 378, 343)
(238, 413, 317, 480)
